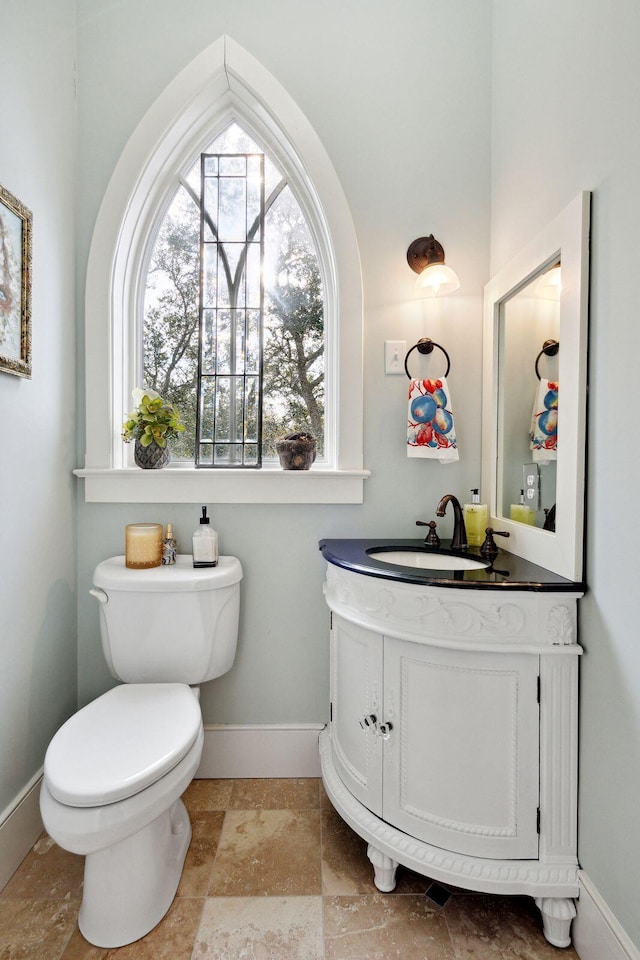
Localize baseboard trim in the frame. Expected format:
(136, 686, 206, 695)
(0, 724, 325, 888)
(0, 771, 44, 891)
(196, 723, 325, 778)
(573, 871, 640, 960)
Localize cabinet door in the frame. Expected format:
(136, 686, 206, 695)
(383, 638, 540, 860)
(330, 615, 383, 816)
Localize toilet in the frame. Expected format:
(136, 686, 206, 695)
(40, 554, 243, 948)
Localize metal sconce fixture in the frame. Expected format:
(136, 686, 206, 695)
(407, 235, 460, 297)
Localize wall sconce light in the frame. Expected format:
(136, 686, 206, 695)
(407, 235, 460, 297)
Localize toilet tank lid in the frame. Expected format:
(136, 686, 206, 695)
(93, 554, 243, 592)
(44, 683, 202, 807)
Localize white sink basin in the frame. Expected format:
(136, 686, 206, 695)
(368, 549, 489, 571)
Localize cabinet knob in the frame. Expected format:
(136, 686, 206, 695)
(359, 714, 377, 729)
(378, 721, 393, 739)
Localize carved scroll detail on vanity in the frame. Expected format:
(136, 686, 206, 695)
(545, 605, 576, 645)
(325, 565, 552, 648)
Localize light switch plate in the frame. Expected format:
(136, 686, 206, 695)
(385, 340, 406, 375)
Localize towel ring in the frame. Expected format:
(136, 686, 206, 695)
(534, 339, 559, 380)
(404, 338, 451, 379)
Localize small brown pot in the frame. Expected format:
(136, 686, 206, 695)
(275, 433, 317, 470)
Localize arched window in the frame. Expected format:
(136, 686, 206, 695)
(79, 37, 366, 503)
(143, 121, 325, 467)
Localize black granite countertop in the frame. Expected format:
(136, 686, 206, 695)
(319, 538, 585, 592)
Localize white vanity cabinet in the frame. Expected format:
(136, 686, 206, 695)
(331, 614, 540, 860)
(320, 562, 583, 948)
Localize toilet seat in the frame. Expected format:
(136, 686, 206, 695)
(40, 726, 204, 857)
(44, 683, 201, 807)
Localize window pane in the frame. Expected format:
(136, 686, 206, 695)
(246, 309, 260, 374)
(202, 309, 216, 374)
(214, 377, 230, 442)
(245, 377, 259, 442)
(233, 311, 245, 377)
(215, 311, 231, 375)
(142, 184, 199, 460)
(234, 379, 245, 443)
(202, 244, 218, 307)
(245, 241, 262, 310)
(218, 175, 246, 242)
(203, 177, 218, 242)
(262, 186, 324, 458)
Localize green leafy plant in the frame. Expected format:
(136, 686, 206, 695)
(122, 388, 185, 448)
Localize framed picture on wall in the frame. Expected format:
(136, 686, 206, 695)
(0, 182, 32, 378)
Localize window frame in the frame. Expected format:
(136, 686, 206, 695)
(77, 36, 367, 503)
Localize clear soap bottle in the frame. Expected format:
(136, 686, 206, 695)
(192, 506, 218, 568)
(463, 489, 488, 547)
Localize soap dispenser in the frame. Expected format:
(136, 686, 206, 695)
(510, 490, 536, 525)
(192, 506, 218, 568)
(463, 489, 488, 547)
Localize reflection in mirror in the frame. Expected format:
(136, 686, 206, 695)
(498, 262, 560, 528)
(482, 192, 590, 582)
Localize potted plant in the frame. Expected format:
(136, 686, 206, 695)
(275, 431, 317, 470)
(122, 388, 185, 469)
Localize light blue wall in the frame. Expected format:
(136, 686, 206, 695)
(0, 0, 78, 815)
(491, 1, 640, 948)
(74, 1, 492, 722)
(4, 4, 638, 951)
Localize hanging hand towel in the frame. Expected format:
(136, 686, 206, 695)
(407, 378, 459, 462)
(530, 378, 558, 462)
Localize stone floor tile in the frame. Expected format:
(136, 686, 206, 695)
(320, 782, 335, 811)
(321, 807, 429, 896)
(208, 809, 322, 896)
(321, 807, 374, 895)
(229, 777, 321, 810)
(59, 897, 204, 960)
(193, 895, 324, 960)
(0, 835, 84, 901)
(0, 898, 79, 960)
(444, 894, 580, 960)
(176, 811, 225, 898)
(181, 779, 233, 813)
(0, 781, 584, 960)
(323, 893, 455, 960)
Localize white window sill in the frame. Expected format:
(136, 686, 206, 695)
(73, 466, 370, 504)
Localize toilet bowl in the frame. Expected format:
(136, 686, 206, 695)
(40, 556, 242, 947)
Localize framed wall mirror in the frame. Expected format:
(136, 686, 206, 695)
(482, 193, 590, 581)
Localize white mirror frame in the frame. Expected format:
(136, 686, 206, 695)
(482, 192, 590, 582)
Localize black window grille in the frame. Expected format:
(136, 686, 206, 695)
(196, 153, 265, 467)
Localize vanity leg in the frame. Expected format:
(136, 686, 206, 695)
(367, 844, 398, 892)
(534, 897, 576, 948)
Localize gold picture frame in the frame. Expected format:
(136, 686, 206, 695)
(0, 182, 32, 378)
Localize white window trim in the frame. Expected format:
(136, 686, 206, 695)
(77, 36, 367, 503)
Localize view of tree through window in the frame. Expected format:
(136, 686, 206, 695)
(143, 122, 324, 464)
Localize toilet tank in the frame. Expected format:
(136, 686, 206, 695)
(92, 555, 243, 684)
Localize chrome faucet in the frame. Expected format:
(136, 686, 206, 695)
(436, 494, 468, 550)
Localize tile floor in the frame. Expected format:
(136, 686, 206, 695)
(0, 778, 580, 959)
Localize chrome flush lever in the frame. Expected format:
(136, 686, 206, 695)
(89, 587, 108, 604)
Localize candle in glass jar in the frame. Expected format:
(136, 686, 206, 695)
(125, 523, 163, 569)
